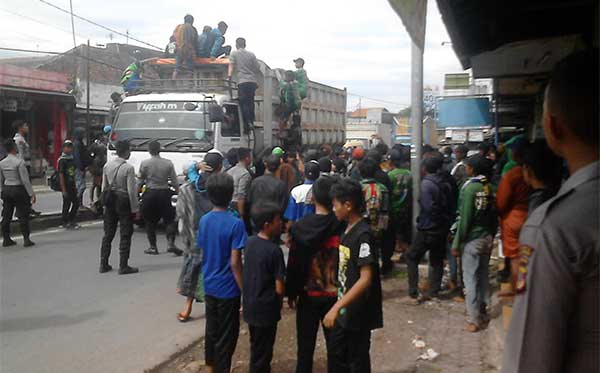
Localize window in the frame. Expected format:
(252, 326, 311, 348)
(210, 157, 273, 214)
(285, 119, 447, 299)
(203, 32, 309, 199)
(221, 104, 241, 137)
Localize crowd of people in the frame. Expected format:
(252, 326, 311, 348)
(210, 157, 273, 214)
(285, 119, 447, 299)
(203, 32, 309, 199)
(1, 49, 597, 372)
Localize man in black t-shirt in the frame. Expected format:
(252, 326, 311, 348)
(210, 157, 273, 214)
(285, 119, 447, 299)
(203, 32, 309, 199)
(243, 203, 286, 373)
(58, 141, 80, 230)
(324, 179, 383, 373)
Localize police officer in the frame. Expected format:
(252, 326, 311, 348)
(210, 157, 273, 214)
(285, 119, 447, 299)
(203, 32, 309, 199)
(139, 140, 182, 256)
(0, 139, 36, 247)
(12, 120, 41, 216)
(502, 50, 599, 373)
(99, 140, 139, 274)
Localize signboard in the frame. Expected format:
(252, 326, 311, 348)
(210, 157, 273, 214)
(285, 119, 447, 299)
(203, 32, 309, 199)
(445, 129, 452, 138)
(468, 130, 484, 142)
(3, 98, 17, 112)
(451, 129, 467, 142)
(437, 97, 491, 128)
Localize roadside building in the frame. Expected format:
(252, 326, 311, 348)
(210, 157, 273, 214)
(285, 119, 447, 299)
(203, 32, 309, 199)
(0, 64, 75, 177)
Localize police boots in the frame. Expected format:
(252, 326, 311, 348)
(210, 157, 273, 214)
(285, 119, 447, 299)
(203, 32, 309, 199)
(2, 221, 16, 247)
(118, 254, 139, 275)
(20, 221, 35, 247)
(166, 227, 183, 257)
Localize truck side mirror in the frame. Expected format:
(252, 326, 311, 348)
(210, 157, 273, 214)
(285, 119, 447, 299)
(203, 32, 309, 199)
(208, 103, 225, 123)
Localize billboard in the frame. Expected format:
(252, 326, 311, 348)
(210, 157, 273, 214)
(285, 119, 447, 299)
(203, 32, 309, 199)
(437, 97, 491, 128)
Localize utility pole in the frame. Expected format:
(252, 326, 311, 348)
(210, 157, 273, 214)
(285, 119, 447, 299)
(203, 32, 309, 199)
(126, 30, 129, 44)
(69, 0, 77, 49)
(410, 40, 424, 233)
(86, 40, 91, 131)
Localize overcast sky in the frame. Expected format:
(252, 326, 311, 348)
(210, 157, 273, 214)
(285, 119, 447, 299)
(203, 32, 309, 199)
(0, 0, 464, 112)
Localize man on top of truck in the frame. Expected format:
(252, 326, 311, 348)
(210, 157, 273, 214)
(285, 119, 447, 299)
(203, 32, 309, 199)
(228, 37, 261, 130)
(293, 58, 308, 100)
(172, 14, 199, 79)
(207, 21, 232, 59)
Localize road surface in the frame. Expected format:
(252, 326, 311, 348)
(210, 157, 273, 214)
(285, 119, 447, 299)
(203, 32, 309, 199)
(0, 222, 204, 373)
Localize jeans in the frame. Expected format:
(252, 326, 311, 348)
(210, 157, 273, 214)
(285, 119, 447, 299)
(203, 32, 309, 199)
(61, 187, 79, 225)
(328, 323, 371, 373)
(100, 194, 133, 266)
(249, 323, 277, 373)
(295, 295, 337, 373)
(447, 242, 458, 283)
(175, 54, 194, 73)
(204, 295, 240, 373)
(238, 82, 258, 128)
(406, 227, 448, 297)
(462, 237, 492, 324)
(212, 45, 232, 58)
(75, 169, 86, 202)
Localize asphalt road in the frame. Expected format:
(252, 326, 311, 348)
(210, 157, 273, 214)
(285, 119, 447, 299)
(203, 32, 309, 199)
(0, 222, 204, 373)
(32, 188, 96, 215)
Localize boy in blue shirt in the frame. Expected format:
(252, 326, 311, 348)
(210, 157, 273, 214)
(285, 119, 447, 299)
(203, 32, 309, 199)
(197, 172, 247, 373)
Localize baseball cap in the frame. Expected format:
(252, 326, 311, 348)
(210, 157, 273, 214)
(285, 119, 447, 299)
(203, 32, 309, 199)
(293, 57, 305, 65)
(204, 152, 223, 170)
(305, 161, 320, 181)
(272, 147, 285, 157)
(352, 147, 365, 160)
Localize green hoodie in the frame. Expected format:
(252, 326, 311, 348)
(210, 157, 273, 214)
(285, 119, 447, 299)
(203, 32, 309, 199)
(452, 175, 496, 250)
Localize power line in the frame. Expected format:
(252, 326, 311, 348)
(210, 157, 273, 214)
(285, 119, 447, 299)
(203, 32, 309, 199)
(0, 8, 91, 40)
(346, 92, 410, 108)
(0, 46, 123, 72)
(38, 0, 162, 51)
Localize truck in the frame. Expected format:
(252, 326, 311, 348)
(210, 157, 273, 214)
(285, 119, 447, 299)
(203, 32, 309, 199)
(107, 57, 347, 176)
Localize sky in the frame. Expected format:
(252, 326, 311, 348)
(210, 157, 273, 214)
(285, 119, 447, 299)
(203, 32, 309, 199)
(0, 0, 464, 112)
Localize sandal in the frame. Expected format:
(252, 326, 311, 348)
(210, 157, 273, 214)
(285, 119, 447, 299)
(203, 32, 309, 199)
(177, 312, 190, 323)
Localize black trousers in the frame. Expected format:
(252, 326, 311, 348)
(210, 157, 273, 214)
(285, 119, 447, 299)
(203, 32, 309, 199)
(1, 186, 31, 239)
(100, 194, 133, 265)
(62, 187, 79, 224)
(296, 295, 337, 373)
(249, 323, 277, 373)
(328, 324, 372, 373)
(142, 189, 176, 248)
(238, 82, 258, 128)
(406, 227, 448, 297)
(204, 295, 240, 373)
(382, 226, 395, 272)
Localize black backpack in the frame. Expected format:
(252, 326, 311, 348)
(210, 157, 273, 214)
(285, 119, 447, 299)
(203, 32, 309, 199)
(49, 171, 61, 192)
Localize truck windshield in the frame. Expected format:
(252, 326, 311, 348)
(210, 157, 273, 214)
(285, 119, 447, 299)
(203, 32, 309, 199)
(112, 101, 214, 151)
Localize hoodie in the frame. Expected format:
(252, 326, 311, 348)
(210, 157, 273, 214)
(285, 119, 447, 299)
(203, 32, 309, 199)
(286, 213, 344, 299)
(418, 172, 452, 230)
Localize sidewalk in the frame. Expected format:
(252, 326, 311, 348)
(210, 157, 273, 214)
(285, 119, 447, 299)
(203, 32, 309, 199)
(155, 268, 504, 373)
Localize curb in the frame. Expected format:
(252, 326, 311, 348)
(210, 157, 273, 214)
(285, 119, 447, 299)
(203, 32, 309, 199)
(146, 337, 204, 373)
(8, 209, 100, 233)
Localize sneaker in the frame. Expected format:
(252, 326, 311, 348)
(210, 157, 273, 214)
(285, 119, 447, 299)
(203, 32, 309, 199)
(3, 239, 17, 247)
(144, 247, 159, 255)
(67, 223, 81, 230)
(23, 240, 35, 247)
(401, 296, 421, 305)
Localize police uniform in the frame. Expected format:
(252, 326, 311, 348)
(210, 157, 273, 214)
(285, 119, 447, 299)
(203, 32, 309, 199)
(0, 153, 35, 246)
(139, 155, 180, 255)
(502, 161, 599, 373)
(100, 157, 139, 273)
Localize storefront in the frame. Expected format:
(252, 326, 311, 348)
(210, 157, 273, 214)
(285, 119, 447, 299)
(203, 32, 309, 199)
(0, 64, 75, 177)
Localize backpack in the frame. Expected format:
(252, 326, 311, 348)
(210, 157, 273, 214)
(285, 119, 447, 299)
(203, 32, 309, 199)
(361, 180, 389, 237)
(390, 170, 412, 223)
(49, 171, 61, 192)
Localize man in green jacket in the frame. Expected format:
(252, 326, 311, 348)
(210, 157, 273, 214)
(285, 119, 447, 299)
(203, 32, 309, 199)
(293, 58, 308, 100)
(451, 154, 497, 333)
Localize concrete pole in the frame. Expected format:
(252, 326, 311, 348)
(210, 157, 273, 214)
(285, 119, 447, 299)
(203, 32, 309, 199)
(410, 41, 424, 233)
(86, 40, 91, 132)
